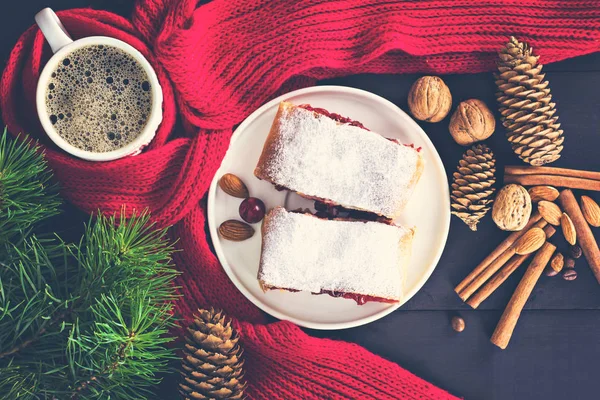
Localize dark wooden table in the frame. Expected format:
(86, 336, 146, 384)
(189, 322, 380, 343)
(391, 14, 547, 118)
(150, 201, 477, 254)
(4, 1, 600, 399)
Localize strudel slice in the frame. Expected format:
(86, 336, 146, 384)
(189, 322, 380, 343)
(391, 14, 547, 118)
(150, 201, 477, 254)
(258, 207, 414, 304)
(254, 102, 424, 220)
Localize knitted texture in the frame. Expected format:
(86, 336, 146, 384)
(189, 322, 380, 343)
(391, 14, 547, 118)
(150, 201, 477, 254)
(2, 0, 600, 398)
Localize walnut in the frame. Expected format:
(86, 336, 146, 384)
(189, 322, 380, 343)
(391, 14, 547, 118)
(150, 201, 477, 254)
(492, 184, 532, 231)
(449, 99, 495, 145)
(407, 76, 452, 123)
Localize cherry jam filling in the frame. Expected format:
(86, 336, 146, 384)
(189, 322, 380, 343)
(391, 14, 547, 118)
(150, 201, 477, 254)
(298, 104, 368, 130)
(266, 285, 395, 305)
(313, 201, 392, 224)
(316, 290, 397, 305)
(298, 103, 422, 152)
(291, 204, 392, 225)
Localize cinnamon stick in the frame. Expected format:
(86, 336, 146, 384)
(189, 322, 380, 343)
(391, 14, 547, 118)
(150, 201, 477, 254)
(505, 166, 600, 182)
(491, 241, 556, 349)
(558, 189, 600, 284)
(504, 174, 600, 191)
(467, 225, 556, 309)
(456, 218, 547, 302)
(454, 212, 543, 295)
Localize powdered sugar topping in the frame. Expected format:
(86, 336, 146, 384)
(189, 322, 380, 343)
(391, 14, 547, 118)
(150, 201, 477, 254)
(259, 208, 413, 300)
(262, 104, 422, 217)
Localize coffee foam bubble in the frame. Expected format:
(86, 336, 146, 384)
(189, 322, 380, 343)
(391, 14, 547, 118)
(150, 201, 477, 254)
(45, 44, 153, 153)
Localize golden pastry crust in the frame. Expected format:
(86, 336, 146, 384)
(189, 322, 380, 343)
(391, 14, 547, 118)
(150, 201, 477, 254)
(254, 102, 292, 182)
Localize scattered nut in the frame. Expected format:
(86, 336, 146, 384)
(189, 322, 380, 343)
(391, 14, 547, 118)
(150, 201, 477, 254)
(408, 76, 452, 123)
(449, 99, 495, 145)
(561, 213, 577, 245)
(580, 195, 600, 227)
(514, 227, 546, 255)
(218, 220, 255, 241)
(219, 173, 249, 198)
(562, 269, 578, 281)
(544, 266, 559, 277)
(538, 201, 562, 226)
(451, 316, 465, 332)
(570, 244, 582, 259)
(492, 184, 532, 231)
(528, 186, 559, 203)
(565, 257, 576, 269)
(550, 252, 564, 273)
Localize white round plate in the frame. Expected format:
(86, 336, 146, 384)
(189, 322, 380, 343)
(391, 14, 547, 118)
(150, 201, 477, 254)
(207, 86, 450, 330)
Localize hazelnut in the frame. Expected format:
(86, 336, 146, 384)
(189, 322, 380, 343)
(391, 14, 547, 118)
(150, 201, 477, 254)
(451, 316, 465, 332)
(408, 76, 452, 123)
(492, 184, 532, 231)
(449, 99, 496, 145)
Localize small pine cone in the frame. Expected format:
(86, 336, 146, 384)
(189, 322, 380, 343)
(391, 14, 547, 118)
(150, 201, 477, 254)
(179, 308, 246, 400)
(451, 144, 496, 231)
(495, 36, 564, 166)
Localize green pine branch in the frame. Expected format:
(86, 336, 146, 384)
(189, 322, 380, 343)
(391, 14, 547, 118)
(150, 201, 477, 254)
(0, 128, 60, 243)
(0, 129, 180, 399)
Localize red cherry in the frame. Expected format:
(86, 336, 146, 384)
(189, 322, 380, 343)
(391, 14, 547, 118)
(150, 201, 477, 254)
(239, 197, 265, 223)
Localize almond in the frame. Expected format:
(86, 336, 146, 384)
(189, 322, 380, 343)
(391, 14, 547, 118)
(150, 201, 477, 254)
(218, 220, 254, 241)
(538, 201, 562, 226)
(514, 227, 546, 255)
(561, 213, 577, 245)
(550, 252, 564, 273)
(580, 195, 600, 227)
(219, 173, 249, 198)
(528, 186, 559, 203)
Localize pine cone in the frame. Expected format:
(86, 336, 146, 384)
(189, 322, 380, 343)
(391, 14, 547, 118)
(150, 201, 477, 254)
(495, 36, 564, 166)
(451, 144, 496, 231)
(179, 308, 246, 400)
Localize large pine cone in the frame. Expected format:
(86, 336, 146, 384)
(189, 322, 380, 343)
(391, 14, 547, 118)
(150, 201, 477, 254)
(179, 309, 246, 400)
(495, 36, 564, 166)
(451, 144, 496, 231)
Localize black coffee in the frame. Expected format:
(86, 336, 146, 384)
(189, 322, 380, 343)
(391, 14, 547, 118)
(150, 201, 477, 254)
(45, 44, 153, 153)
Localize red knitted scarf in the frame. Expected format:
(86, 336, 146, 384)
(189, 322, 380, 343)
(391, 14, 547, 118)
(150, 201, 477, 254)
(3, 1, 600, 398)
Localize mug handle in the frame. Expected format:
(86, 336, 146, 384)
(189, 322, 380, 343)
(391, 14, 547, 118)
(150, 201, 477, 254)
(35, 8, 73, 53)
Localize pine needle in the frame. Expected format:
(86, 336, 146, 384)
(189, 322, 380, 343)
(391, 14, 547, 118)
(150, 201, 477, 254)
(0, 129, 179, 399)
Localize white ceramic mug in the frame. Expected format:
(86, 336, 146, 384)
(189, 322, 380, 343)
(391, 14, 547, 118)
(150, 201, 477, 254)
(35, 8, 163, 161)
